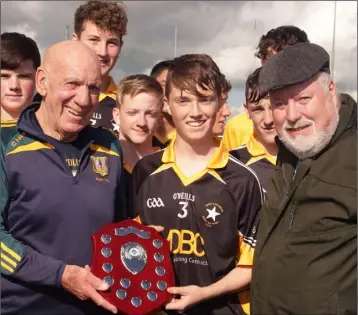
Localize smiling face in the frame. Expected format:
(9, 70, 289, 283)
(166, 83, 219, 143)
(73, 21, 122, 77)
(245, 96, 276, 146)
(113, 92, 162, 145)
(1, 59, 36, 120)
(37, 43, 102, 140)
(270, 73, 340, 159)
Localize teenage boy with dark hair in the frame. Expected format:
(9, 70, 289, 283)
(72, 0, 128, 136)
(230, 67, 277, 192)
(32, 1, 128, 137)
(130, 54, 263, 315)
(255, 25, 309, 64)
(1, 32, 40, 151)
(223, 25, 310, 151)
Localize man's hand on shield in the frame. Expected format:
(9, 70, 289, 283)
(61, 264, 118, 314)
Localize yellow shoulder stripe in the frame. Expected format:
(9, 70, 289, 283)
(1, 123, 17, 128)
(6, 141, 54, 156)
(90, 144, 119, 157)
(1, 242, 21, 261)
(1, 252, 18, 267)
(1, 261, 14, 273)
(208, 170, 226, 184)
(150, 164, 172, 176)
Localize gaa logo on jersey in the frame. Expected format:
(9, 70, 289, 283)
(202, 202, 224, 227)
(147, 198, 165, 208)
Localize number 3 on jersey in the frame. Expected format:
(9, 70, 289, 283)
(178, 201, 188, 218)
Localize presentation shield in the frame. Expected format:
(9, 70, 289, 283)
(91, 219, 175, 315)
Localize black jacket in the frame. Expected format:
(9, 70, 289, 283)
(251, 94, 357, 315)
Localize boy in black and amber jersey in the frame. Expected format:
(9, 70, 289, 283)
(112, 74, 163, 199)
(230, 68, 277, 192)
(130, 54, 263, 315)
(72, 0, 128, 136)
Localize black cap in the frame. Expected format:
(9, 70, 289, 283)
(259, 42, 330, 95)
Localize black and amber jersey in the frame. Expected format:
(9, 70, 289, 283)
(129, 139, 263, 315)
(152, 130, 176, 149)
(89, 77, 120, 137)
(230, 135, 276, 193)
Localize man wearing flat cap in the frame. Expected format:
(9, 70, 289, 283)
(250, 42, 357, 315)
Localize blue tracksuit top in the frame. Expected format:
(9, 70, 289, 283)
(0, 103, 127, 315)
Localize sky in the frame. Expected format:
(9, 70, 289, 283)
(1, 1, 357, 115)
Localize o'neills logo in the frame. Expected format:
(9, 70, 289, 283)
(172, 192, 195, 202)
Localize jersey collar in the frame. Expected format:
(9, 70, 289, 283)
(247, 134, 277, 165)
(99, 76, 117, 102)
(162, 134, 229, 169)
(153, 129, 176, 145)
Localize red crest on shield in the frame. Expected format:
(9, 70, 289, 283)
(91, 219, 175, 315)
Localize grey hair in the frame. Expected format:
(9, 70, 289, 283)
(317, 72, 331, 93)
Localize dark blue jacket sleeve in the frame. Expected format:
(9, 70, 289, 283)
(0, 149, 65, 287)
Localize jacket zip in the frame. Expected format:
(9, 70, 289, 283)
(288, 204, 296, 231)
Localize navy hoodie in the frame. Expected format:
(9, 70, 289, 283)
(0, 103, 126, 315)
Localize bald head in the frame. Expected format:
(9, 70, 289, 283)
(42, 40, 100, 74)
(35, 40, 103, 142)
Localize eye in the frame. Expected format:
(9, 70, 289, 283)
(1, 73, 10, 79)
(178, 98, 188, 104)
(273, 102, 284, 108)
(252, 106, 264, 112)
(299, 96, 311, 103)
(89, 85, 100, 95)
(18, 74, 32, 79)
(66, 82, 78, 89)
(147, 112, 158, 118)
(199, 98, 212, 103)
(108, 41, 119, 46)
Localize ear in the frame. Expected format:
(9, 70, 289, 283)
(112, 107, 120, 125)
(243, 102, 251, 119)
(35, 67, 48, 97)
(72, 33, 79, 41)
(328, 80, 338, 97)
(163, 96, 171, 115)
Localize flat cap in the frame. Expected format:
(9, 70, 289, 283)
(259, 42, 330, 95)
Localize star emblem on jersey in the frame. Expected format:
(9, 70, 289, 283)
(112, 122, 120, 133)
(202, 203, 224, 227)
(206, 207, 220, 222)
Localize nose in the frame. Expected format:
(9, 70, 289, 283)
(74, 85, 91, 108)
(97, 41, 108, 57)
(189, 102, 202, 118)
(263, 108, 274, 127)
(222, 103, 231, 118)
(136, 113, 147, 127)
(286, 100, 302, 123)
(9, 75, 20, 90)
